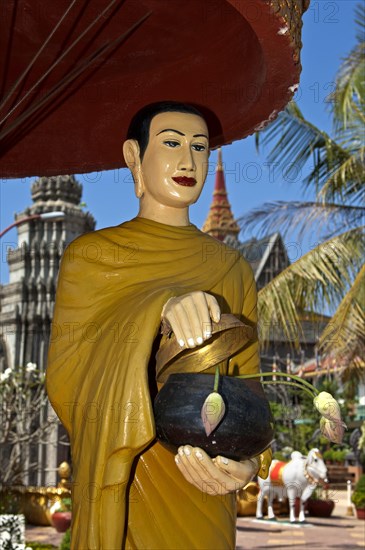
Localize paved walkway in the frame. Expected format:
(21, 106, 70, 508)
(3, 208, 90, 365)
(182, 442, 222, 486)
(25, 524, 63, 547)
(236, 490, 365, 549)
(26, 491, 364, 549)
(236, 512, 364, 549)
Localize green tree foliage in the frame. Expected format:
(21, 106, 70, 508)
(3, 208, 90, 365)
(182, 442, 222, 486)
(241, 3, 365, 374)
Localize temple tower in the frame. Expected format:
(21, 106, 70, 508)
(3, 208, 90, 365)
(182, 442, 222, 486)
(0, 175, 95, 373)
(0, 175, 95, 484)
(202, 148, 240, 241)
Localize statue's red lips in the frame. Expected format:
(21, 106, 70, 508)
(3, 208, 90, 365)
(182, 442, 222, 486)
(172, 177, 197, 186)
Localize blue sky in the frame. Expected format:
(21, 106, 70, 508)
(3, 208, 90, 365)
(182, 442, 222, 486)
(0, 1, 359, 282)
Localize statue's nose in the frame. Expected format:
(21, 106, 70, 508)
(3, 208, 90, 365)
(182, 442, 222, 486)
(178, 147, 195, 171)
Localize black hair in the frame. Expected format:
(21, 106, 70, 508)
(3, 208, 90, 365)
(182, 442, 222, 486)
(126, 101, 206, 161)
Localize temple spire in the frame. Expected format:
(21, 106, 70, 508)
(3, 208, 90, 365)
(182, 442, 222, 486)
(202, 148, 240, 241)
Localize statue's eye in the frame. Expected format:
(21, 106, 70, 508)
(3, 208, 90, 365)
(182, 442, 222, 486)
(163, 140, 180, 148)
(192, 144, 206, 152)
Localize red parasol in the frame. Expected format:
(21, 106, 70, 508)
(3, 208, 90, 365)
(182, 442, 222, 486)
(0, 0, 309, 178)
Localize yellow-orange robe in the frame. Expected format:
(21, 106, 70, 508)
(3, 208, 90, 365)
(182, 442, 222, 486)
(46, 217, 267, 549)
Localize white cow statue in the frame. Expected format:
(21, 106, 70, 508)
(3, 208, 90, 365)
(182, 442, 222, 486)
(256, 448, 328, 523)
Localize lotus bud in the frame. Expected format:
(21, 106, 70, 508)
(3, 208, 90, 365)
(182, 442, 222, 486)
(314, 391, 342, 422)
(201, 391, 226, 437)
(320, 416, 347, 444)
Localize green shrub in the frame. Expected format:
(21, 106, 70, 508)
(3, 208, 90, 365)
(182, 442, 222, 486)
(0, 489, 22, 514)
(355, 474, 365, 492)
(323, 447, 349, 463)
(352, 474, 365, 509)
(323, 449, 333, 462)
(60, 528, 71, 550)
(332, 449, 348, 462)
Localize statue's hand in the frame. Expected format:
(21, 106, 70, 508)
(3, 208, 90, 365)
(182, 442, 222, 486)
(162, 291, 220, 348)
(175, 445, 259, 495)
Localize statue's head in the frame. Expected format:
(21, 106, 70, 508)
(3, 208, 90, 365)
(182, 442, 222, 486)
(123, 101, 210, 214)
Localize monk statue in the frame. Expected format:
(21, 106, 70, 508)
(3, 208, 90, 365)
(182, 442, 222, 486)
(46, 101, 272, 549)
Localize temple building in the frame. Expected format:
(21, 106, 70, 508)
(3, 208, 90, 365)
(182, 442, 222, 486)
(201, 149, 327, 372)
(202, 147, 291, 291)
(0, 175, 95, 484)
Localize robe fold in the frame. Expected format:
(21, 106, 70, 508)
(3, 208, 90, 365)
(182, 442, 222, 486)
(46, 217, 263, 549)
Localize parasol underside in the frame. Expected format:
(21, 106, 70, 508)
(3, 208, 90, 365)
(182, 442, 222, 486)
(0, 0, 308, 177)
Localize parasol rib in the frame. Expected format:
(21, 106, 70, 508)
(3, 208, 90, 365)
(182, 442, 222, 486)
(0, 0, 78, 114)
(0, 0, 123, 128)
(0, 9, 151, 144)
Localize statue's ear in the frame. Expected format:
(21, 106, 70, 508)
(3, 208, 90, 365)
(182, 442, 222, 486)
(123, 139, 140, 171)
(123, 139, 144, 198)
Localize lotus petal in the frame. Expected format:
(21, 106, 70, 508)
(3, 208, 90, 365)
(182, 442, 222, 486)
(320, 416, 347, 444)
(201, 391, 226, 436)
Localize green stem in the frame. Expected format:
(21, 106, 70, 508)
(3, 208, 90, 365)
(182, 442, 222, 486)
(213, 365, 220, 392)
(236, 371, 319, 396)
(260, 381, 316, 399)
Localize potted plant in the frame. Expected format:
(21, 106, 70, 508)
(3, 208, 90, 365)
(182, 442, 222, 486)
(306, 487, 335, 518)
(332, 448, 348, 464)
(51, 497, 72, 533)
(351, 475, 365, 520)
(323, 449, 334, 465)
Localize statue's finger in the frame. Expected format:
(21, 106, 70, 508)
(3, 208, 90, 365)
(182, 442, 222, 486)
(182, 294, 205, 345)
(190, 448, 238, 493)
(175, 451, 202, 492)
(170, 301, 196, 348)
(214, 455, 259, 485)
(176, 446, 220, 495)
(190, 291, 213, 340)
(205, 294, 221, 324)
(164, 309, 185, 348)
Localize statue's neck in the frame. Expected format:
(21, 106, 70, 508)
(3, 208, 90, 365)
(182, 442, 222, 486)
(137, 201, 190, 226)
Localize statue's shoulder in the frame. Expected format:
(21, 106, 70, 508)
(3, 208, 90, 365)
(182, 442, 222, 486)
(65, 222, 131, 252)
(59, 226, 119, 271)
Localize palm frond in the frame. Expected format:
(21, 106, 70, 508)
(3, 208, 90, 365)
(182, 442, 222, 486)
(355, 2, 365, 42)
(255, 102, 360, 203)
(256, 102, 331, 175)
(238, 201, 365, 240)
(318, 146, 365, 205)
(332, 42, 365, 130)
(318, 264, 365, 367)
(330, 3, 365, 129)
(257, 227, 364, 345)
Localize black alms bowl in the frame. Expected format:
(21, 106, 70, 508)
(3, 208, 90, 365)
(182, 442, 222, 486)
(153, 372, 274, 461)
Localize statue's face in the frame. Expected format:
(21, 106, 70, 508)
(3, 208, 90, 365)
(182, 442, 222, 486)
(140, 111, 209, 208)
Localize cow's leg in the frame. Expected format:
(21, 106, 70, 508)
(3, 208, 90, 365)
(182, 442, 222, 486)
(299, 484, 315, 522)
(298, 498, 306, 522)
(267, 486, 276, 520)
(286, 485, 297, 523)
(256, 482, 265, 519)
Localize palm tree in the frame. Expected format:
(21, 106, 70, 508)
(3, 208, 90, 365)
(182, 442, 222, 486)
(240, 3, 365, 372)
